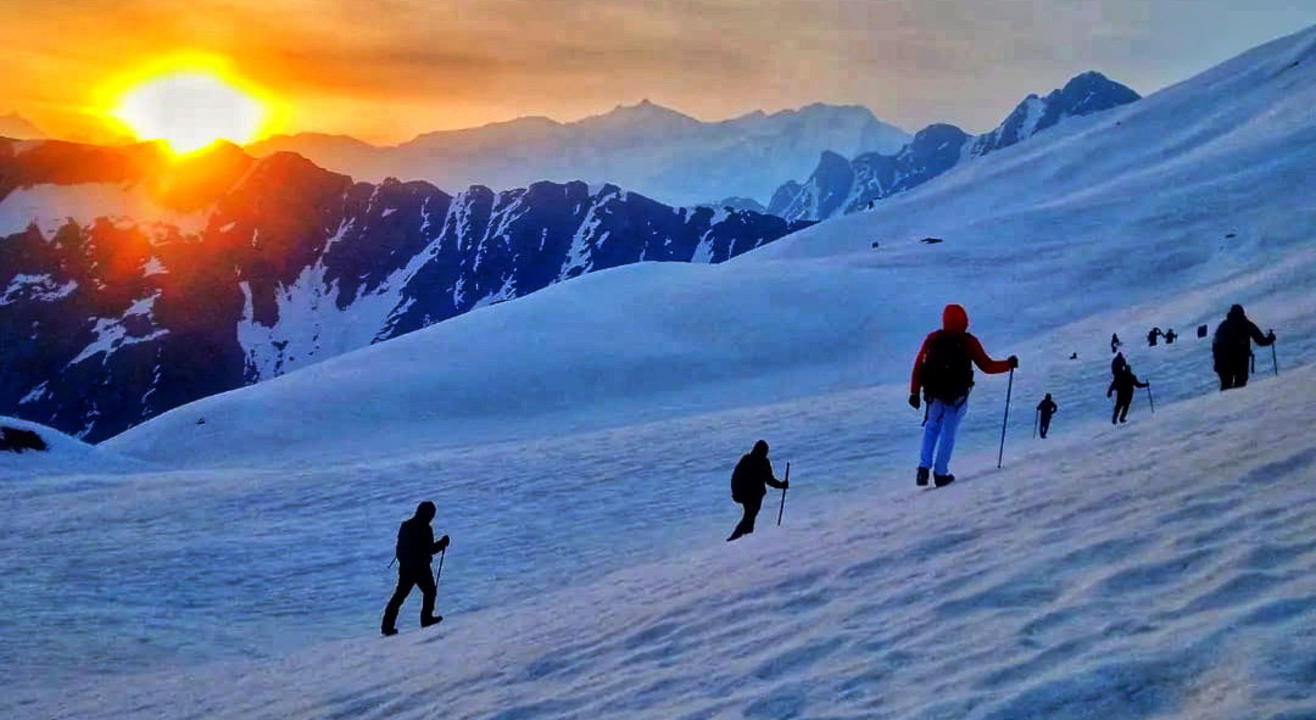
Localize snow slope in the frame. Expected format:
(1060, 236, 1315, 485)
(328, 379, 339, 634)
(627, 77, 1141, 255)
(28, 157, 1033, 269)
(6, 23, 1316, 720)
(0, 415, 140, 477)
(16, 361, 1316, 719)
(107, 24, 1316, 468)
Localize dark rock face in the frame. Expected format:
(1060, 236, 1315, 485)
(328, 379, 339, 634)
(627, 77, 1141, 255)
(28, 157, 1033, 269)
(0, 139, 810, 441)
(769, 72, 1141, 222)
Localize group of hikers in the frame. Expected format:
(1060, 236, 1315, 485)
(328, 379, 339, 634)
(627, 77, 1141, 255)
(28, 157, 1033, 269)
(380, 303, 1280, 633)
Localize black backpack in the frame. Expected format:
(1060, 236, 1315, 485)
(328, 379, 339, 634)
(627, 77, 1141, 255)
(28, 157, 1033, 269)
(922, 331, 974, 403)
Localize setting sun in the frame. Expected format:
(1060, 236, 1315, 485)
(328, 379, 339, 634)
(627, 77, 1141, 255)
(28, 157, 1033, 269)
(112, 72, 266, 153)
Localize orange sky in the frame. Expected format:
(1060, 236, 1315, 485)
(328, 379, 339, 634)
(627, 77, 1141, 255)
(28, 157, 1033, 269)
(1, 0, 1312, 145)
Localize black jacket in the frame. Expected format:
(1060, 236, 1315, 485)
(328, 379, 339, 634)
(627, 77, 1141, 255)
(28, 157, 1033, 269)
(731, 452, 785, 503)
(395, 518, 447, 569)
(1108, 369, 1148, 398)
(1036, 398, 1058, 418)
(1213, 311, 1273, 365)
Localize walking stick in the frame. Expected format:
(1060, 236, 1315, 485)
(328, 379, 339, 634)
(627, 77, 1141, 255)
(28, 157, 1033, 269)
(435, 547, 446, 589)
(997, 368, 1014, 469)
(1033, 409, 1039, 439)
(776, 462, 790, 527)
(1271, 334, 1279, 376)
(1146, 383, 1155, 414)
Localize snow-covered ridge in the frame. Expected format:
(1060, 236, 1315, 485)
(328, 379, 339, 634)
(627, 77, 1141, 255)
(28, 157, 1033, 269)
(768, 71, 1141, 222)
(247, 100, 912, 207)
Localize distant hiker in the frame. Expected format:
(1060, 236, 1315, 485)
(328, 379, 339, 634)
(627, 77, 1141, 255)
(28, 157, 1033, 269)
(1164, 328, 1178, 344)
(1111, 351, 1128, 376)
(381, 501, 450, 636)
(1036, 394, 1058, 438)
(727, 440, 788, 541)
(1069, 352, 1078, 360)
(1110, 333, 1121, 354)
(1212, 304, 1275, 390)
(1147, 327, 1163, 346)
(1197, 324, 1208, 339)
(909, 304, 1017, 487)
(1107, 365, 1149, 424)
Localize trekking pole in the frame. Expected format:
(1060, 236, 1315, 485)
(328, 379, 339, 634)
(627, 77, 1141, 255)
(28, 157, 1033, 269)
(776, 462, 790, 527)
(1271, 334, 1279, 376)
(435, 547, 446, 589)
(1146, 383, 1155, 414)
(1032, 409, 1038, 439)
(997, 368, 1014, 469)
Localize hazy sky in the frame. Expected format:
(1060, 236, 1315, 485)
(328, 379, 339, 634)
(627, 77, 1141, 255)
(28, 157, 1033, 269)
(2, 0, 1313, 143)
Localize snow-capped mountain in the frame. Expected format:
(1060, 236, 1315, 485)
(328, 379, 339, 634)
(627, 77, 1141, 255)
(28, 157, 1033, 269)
(769, 72, 1140, 221)
(0, 139, 809, 442)
(0, 112, 44, 140)
(247, 101, 911, 207)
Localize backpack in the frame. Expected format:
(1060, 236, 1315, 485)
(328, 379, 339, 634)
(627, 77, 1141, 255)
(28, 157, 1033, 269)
(922, 331, 974, 403)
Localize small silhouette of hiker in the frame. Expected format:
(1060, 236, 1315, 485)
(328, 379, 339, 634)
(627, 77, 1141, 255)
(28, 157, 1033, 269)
(381, 501, 450, 636)
(1069, 352, 1078, 360)
(909, 304, 1017, 487)
(1036, 394, 1058, 438)
(1164, 328, 1177, 344)
(727, 440, 787, 541)
(1147, 327, 1162, 346)
(1110, 333, 1121, 354)
(1107, 365, 1149, 424)
(1111, 351, 1128, 376)
(1212, 304, 1275, 390)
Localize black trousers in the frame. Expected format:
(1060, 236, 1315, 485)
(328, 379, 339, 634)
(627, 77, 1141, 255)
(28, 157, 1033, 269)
(1039, 414, 1053, 438)
(1112, 393, 1133, 423)
(729, 495, 763, 540)
(382, 565, 437, 630)
(1217, 363, 1249, 391)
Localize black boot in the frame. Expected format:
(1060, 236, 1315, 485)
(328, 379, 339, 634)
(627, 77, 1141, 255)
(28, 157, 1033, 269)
(381, 626, 399, 637)
(933, 473, 956, 488)
(916, 466, 930, 486)
(421, 615, 443, 628)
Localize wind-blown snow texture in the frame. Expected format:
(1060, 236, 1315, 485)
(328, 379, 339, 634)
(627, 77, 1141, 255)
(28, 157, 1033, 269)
(247, 100, 911, 207)
(768, 72, 1141, 222)
(7, 23, 1316, 720)
(0, 140, 807, 441)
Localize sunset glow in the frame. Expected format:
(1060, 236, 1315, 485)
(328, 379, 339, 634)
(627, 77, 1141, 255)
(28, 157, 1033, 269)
(111, 71, 268, 153)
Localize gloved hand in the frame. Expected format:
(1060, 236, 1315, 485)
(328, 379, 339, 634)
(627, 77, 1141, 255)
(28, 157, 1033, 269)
(437, 535, 450, 551)
(781, 480, 790, 490)
(1267, 330, 1277, 342)
(908, 392, 920, 410)
(1106, 389, 1113, 399)
(1008, 355, 1019, 369)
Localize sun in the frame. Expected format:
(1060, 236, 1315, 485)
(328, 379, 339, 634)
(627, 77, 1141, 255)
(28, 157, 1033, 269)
(112, 71, 266, 153)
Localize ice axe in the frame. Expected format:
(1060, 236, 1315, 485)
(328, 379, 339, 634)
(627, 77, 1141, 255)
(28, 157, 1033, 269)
(776, 462, 790, 527)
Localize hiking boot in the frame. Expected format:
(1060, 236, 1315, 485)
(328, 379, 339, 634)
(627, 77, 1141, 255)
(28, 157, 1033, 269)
(421, 615, 443, 628)
(381, 627, 398, 637)
(933, 473, 956, 488)
(916, 466, 930, 486)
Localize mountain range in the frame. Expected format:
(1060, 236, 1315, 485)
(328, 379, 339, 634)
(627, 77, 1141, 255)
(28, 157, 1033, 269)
(767, 72, 1141, 221)
(0, 139, 808, 442)
(0, 113, 44, 140)
(247, 101, 910, 207)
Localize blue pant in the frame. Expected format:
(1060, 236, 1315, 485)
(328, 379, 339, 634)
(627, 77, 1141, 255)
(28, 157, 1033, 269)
(920, 396, 967, 476)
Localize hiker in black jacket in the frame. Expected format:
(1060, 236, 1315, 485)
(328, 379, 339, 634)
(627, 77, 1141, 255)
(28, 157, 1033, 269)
(1107, 365, 1149, 424)
(1213, 304, 1275, 390)
(1036, 394, 1058, 438)
(727, 440, 788, 542)
(381, 501, 450, 636)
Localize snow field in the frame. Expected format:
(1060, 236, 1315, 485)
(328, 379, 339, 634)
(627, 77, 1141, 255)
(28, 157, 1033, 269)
(21, 362, 1316, 719)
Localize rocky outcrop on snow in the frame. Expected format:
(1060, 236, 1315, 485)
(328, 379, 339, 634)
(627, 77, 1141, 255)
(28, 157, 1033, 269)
(768, 72, 1140, 221)
(0, 139, 809, 441)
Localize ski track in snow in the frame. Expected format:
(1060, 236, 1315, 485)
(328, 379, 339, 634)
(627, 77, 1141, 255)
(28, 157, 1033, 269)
(7, 364, 1316, 719)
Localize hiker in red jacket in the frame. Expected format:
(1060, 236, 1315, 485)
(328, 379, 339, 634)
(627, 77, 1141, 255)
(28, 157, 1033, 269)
(909, 304, 1017, 487)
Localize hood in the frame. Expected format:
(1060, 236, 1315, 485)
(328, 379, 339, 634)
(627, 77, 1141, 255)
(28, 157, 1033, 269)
(942, 304, 969, 333)
(1228, 304, 1246, 321)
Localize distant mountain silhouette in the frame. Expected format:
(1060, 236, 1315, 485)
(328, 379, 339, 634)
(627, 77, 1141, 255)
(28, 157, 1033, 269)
(247, 101, 910, 207)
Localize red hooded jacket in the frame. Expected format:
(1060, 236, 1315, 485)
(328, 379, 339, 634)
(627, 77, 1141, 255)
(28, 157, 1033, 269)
(910, 304, 1012, 394)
